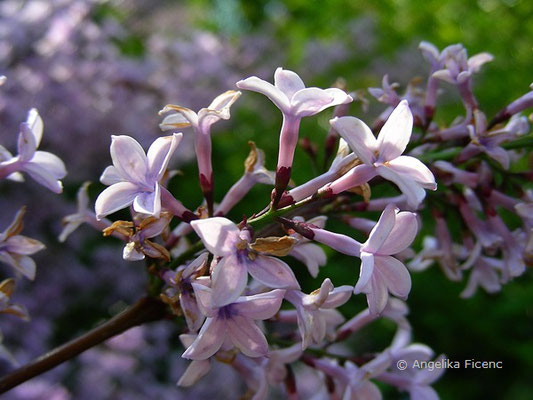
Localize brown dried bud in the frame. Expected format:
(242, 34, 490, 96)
(250, 236, 298, 256)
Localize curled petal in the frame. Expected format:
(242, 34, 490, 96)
(159, 105, 198, 126)
(159, 113, 191, 131)
(207, 90, 242, 113)
(377, 100, 413, 161)
(182, 317, 226, 360)
(95, 182, 140, 219)
(321, 285, 353, 309)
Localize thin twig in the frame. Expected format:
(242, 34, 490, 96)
(0, 297, 168, 394)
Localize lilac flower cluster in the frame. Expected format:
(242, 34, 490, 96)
(1, 34, 532, 398)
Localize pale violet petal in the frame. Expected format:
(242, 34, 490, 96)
(432, 69, 455, 84)
(95, 182, 140, 219)
(366, 274, 389, 315)
(387, 156, 436, 189)
(207, 90, 242, 113)
(290, 242, 326, 277)
(17, 123, 37, 162)
(364, 204, 397, 254)
(133, 183, 161, 217)
(291, 87, 337, 117)
(190, 217, 241, 257)
(159, 113, 191, 131)
(247, 255, 300, 290)
(274, 68, 305, 99)
(109, 135, 149, 186)
(236, 76, 290, 112)
(29, 151, 67, 178)
(226, 315, 269, 357)
(26, 108, 43, 147)
(484, 146, 510, 170)
(191, 283, 217, 318)
(467, 52, 493, 73)
(147, 133, 182, 180)
(177, 360, 211, 387)
(377, 100, 413, 161)
(376, 165, 426, 209)
(375, 255, 412, 298)
(4, 236, 45, 255)
(0, 252, 36, 280)
(354, 252, 375, 293)
(321, 286, 353, 309)
(211, 253, 248, 307)
(182, 317, 226, 360)
(312, 229, 362, 257)
(100, 166, 124, 185)
(330, 116, 377, 164)
(22, 161, 63, 193)
(232, 289, 285, 320)
(378, 212, 419, 255)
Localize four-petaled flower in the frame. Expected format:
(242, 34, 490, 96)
(182, 285, 284, 360)
(237, 68, 352, 205)
(327, 100, 436, 208)
(95, 133, 182, 219)
(191, 217, 300, 307)
(308, 204, 418, 314)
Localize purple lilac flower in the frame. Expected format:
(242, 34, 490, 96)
(182, 285, 284, 360)
(190, 217, 299, 306)
(326, 100, 436, 208)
